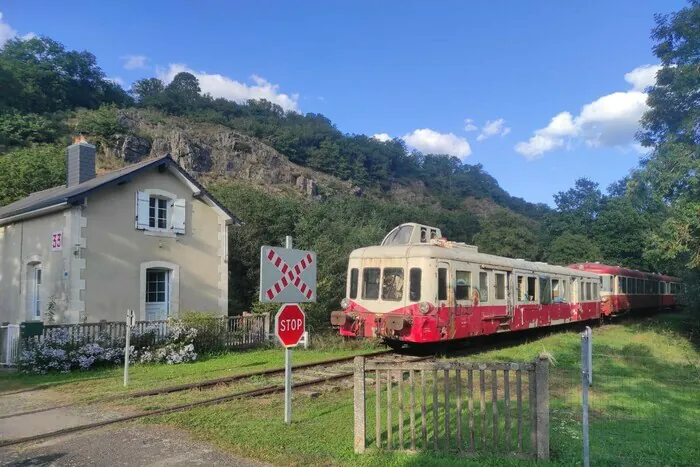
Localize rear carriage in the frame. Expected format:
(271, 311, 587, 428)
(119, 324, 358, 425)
(331, 223, 601, 346)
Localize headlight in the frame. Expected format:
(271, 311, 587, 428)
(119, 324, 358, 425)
(340, 298, 351, 309)
(418, 302, 431, 314)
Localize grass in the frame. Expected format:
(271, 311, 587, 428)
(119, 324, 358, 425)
(148, 313, 699, 466)
(2, 314, 698, 466)
(0, 344, 380, 402)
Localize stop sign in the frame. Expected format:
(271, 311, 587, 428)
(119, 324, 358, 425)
(275, 304, 306, 347)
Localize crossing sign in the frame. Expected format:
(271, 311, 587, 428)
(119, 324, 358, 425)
(259, 245, 317, 303)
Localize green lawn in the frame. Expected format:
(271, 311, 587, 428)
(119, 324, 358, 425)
(148, 313, 699, 466)
(2, 314, 698, 466)
(0, 344, 380, 402)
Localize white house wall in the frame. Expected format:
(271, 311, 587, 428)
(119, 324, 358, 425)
(81, 167, 224, 322)
(0, 209, 72, 324)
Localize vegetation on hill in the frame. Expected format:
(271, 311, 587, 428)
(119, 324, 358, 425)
(1, 0, 700, 326)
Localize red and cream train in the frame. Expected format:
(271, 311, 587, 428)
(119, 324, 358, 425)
(331, 223, 682, 346)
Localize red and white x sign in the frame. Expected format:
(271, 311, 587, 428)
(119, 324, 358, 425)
(259, 246, 317, 303)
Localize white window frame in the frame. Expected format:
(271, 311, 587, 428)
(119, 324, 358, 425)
(139, 261, 180, 321)
(32, 265, 42, 320)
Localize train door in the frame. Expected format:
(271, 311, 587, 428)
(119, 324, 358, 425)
(436, 261, 453, 329)
(506, 271, 514, 317)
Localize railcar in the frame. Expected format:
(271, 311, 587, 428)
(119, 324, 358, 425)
(567, 263, 681, 317)
(331, 223, 602, 346)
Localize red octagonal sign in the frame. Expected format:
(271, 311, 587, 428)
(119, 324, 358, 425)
(275, 304, 306, 347)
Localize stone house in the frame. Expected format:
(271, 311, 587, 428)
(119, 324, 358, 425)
(0, 137, 238, 324)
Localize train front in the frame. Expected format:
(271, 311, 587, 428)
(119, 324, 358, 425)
(330, 223, 443, 346)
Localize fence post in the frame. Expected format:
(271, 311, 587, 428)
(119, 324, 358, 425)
(535, 354, 550, 460)
(354, 356, 366, 454)
(264, 312, 271, 342)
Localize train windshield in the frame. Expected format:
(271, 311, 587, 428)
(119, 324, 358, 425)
(383, 225, 414, 245)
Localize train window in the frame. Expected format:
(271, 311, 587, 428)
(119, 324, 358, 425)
(479, 272, 489, 303)
(420, 228, 427, 243)
(349, 268, 359, 299)
(620, 277, 627, 294)
(637, 279, 643, 294)
(362, 268, 380, 300)
(540, 278, 552, 305)
(456, 271, 472, 301)
(627, 277, 635, 294)
(383, 225, 414, 245)
(438, 268, 448, 301)
(382, 268, 404, 301)
(579, 281, 585, 301)
(552, 279, 564, 302)
(495, 273, 506, 300)
(593, 283, 598, 299)
(409, 268, 422, 302)
(601, 275, 611, 292)
(585, 282, 592, 301)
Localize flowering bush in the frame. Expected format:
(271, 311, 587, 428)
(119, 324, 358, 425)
(19, 321, 198, 374)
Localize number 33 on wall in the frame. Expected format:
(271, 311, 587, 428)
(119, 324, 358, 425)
(51, 231, 63, 251)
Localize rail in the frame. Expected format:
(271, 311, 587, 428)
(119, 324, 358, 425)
(353, 354, 550, 460)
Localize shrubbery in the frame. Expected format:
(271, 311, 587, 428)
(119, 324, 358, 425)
(19, 321, 199, 374)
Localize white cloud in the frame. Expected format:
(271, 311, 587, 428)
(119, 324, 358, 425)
(476, 118, 511, 141)
(463, 118, 478, 132)
(515, 65, 658, 160)
(624, 64, 661, 91)
(121, 54, 149, 70)
(402, 129, 472, 159)
(0, 12, 34, 48)
(372, 133, 392, 142)
(157, 64, 300, 112)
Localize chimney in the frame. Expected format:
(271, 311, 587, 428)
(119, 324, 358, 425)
(66, 135, 96, 187)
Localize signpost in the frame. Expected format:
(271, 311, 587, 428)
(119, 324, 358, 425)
(261, 236, 315, 424)
(124, 309, 135, 387)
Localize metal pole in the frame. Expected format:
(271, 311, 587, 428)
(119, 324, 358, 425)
(124, 326, 131, 387)
(581, 329, 590, 467)
(284, 235, 293, 424)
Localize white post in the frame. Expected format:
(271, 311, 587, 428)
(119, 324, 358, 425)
(284, 235, 293, 424)
(124, 309, 134, 387)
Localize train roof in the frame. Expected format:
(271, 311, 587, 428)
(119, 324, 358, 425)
(568, 263, 680, 282)
(351, 244, 600, 279)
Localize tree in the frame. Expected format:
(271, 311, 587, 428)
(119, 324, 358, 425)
(164, 72, 201, 114)
(131, 78, 165, 107)
(473, 209, 541, 260)
(637, 1, 700, 271)
(0, 144, 65, 207)
(546, 233, 601, 265)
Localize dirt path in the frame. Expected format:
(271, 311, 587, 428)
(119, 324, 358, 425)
(0, 391, 268, 466)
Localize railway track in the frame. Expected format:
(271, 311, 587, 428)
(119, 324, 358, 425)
(0, 350, 430, 448)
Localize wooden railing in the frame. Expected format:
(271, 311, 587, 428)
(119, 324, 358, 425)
(353, 355, 550, 460)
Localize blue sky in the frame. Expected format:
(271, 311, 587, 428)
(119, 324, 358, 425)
(1, 0, 686, 205)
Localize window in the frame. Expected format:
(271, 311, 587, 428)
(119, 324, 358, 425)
(409, 268, 422, 302)
(645, 280, 652, 294)
(552, 279, 565, 302)
(383, 225, 414, 245)
(627, 277, 635, 294)
(540, 278, 552, 305)
(382, 268, 404, 301)
(579, 281, 585, 301)
(420, 227, 427, 243)
(637, 279, 643, 294)
(149, 197, 168, 229)
(146, 270, 168, 303)
(592, 283, 598, 299)
(479, 272, 489, 302)
(456, 270, 471, 300)
(362, 268, 380, 300)
(438, 268, 448, 301)
(495, 273, 506, 300)
(527, 277, 537, 302)
(660, 282, 666, 295)
(136, 190, 185, 234)
(349, 268, 359, 299)
(518, 276, 536, 302)
(32, 266, 42, 320)
(602, 275, 612, 292)
(585, 282, 592, 301)
(620, 276, 627, 294)
(517, 276, 525, 301)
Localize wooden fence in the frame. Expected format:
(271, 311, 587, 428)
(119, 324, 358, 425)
(353, 355, 550, 460)
(33, 314, 271, 353)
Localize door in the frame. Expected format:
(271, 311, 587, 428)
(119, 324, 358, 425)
(506, 271, 514, 317)
(146, 269, 170, 321)
(437, 262, 453, 328)
(31, 265, 42, 320)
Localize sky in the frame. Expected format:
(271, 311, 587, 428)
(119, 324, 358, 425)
(0, 0, 687, 206)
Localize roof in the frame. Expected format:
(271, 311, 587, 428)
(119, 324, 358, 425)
(568, 263, 680, 282)
(350, 244, 600, 279)
(0, 155, 240, 225)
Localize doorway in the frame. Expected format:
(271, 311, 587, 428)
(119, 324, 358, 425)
(145, 268, 170, 321)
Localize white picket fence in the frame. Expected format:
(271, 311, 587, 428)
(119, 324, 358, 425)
(0, 324, 20, 366)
